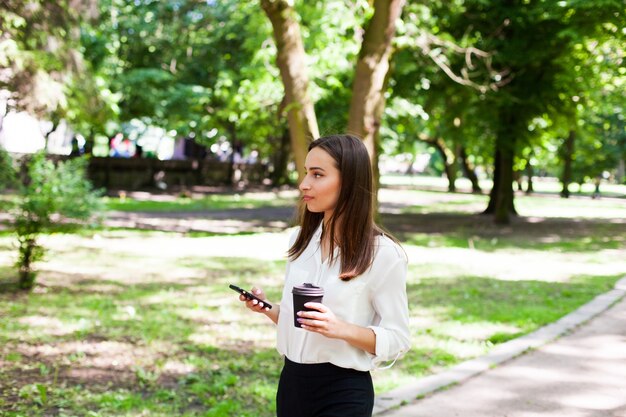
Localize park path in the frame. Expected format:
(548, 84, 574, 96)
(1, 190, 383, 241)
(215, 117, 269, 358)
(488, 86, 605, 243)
(376, 279, 626, 417)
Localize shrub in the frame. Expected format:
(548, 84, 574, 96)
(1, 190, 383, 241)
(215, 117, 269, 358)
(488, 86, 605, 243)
(2, 151, 103, 290)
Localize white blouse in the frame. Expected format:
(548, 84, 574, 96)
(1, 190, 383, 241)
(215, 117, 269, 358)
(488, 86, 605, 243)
(276, 225, 411, 372)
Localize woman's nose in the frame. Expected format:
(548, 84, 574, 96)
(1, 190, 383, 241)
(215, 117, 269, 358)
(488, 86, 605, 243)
(299, 179, 310, 191)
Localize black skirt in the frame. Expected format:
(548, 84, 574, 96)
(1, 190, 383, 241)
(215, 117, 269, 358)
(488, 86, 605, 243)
(276, 357, 374, 417)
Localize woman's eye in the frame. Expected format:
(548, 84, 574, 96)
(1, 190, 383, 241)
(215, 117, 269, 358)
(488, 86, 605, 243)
(313, 173, 322, 178)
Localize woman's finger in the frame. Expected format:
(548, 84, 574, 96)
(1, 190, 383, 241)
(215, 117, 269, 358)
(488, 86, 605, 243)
(303, 302, 327, 312)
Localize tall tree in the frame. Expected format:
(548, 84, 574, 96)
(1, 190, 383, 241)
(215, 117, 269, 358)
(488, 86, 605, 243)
(347, 0, 406, 179)
(451, 0, 625, 223)
(260, 0, 319, 180)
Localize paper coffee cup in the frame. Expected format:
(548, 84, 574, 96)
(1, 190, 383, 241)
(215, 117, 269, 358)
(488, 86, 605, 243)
(292, 283, 324, 328)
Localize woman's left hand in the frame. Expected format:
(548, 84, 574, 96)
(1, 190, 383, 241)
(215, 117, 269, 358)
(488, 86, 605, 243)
(297, 302, 346, 339)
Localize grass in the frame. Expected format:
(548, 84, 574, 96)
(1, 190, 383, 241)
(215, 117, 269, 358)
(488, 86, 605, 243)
(103, 191, 296, 212)
(382, 173, 626, 198)
(0, 253, 287, 417)
(389, 188, 626, 219)
(0, 185, 625, 416)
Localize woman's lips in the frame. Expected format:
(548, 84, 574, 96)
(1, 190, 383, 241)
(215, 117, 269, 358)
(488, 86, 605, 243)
(302, 196, 313, 202)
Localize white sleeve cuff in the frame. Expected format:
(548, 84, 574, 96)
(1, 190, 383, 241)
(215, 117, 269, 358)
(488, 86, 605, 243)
(368, 325, 409, 369)
(368, 325, 390, 363)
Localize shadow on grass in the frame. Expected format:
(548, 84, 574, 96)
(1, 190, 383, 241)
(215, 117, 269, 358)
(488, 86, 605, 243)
(382, 212, 626, 253)
(0, 343, 281, 417)
(0, 263, 285, 416)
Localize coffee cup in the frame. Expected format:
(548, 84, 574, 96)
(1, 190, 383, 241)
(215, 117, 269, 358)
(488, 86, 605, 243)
(292, 283, 324, 328)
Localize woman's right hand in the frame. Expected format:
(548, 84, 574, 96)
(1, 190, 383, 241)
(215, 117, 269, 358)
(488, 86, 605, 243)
(240, 287, 271, 313)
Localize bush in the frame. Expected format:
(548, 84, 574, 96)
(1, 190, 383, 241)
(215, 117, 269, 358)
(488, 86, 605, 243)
(3, 151, 103, 290)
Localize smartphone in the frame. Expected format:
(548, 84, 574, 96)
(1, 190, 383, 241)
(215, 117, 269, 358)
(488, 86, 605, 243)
(229, 284, 272, 309)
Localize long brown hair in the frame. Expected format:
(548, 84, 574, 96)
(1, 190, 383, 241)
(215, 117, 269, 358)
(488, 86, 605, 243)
(288, 134, 390, 281)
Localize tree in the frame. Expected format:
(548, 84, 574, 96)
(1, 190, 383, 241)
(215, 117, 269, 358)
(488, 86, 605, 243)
(258, 0, 408, 188)
(384, 1, 501, 194)
(347, 0, 406, 185)
(89, 0, 289, 175)
(0, 0, 113, 145)
(3, 153, 102, 290)
(444, 0, 625, 223)
(260, 0, 320, 182)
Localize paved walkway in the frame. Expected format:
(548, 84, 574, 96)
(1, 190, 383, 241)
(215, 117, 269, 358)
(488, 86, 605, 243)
(375, 278, 626, 417)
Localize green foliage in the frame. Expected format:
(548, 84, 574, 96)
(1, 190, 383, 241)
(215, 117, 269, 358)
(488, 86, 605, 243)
(88, 0, 285, 157)
(5, 0, 623, 195)
(6, 153, 103, 289)
(386, 0, 625, 196)
(0, 148, 17, 191)
(0, 0, 119, 144)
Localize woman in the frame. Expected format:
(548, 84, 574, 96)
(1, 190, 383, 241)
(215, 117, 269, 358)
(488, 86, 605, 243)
(239, 134, 410, 417)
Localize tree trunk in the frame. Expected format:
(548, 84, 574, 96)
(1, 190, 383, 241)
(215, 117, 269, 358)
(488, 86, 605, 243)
(513, 169, 523, 191)
(429, 138, 457, 192)
(226, 124, 238, 185)
(18, 237, 38, 290)
(459, 146, 482, 193)
(484, 149, 500, 214)
(270, 129, 291, 186)
(525, 157, 534, 194)
(44, 119, 59, 152)
(560, 129, 575, 198)
(261, 0, 319, 182)
(617, 159, 625, 184)
(484, 111, 517, 224)
(84, 127, 95, 155)
(370, 59, 397, 198)
(347, 0, 405, 163)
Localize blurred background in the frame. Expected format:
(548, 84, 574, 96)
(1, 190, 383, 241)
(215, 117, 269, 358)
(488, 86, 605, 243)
(0, 1, 625, 416)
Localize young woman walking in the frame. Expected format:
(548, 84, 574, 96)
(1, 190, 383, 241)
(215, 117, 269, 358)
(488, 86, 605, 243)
(238, 134, 410, 417)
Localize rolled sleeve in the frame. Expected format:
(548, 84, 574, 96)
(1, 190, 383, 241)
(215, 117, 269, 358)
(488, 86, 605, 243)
(368, 256, 411, 368)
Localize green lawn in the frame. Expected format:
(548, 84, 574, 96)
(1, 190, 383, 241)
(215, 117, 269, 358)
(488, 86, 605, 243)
(103, 191, 296, 212)
(382, 173, 626, 198)
(1, 186, 625, 416)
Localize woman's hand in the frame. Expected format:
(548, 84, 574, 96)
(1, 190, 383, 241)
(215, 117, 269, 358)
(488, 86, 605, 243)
(297, 302, 376, 354)
(240, 287, 280, 324)
(240, 287, 271, 313)
(296, 302, 346, 339)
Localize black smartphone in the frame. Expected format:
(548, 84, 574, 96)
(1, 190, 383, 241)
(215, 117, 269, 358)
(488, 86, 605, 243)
(229, 284, 272, 309)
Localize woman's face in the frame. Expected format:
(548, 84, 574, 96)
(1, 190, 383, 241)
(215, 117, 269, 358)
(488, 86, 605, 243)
(299, 147, 341, 219)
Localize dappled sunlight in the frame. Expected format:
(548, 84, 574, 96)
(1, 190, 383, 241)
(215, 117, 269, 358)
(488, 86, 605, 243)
(412, 334, 490, 360)
(404, 245, 626, 282)
(106, 214, 290, 234)
(430, 321, 522, 342)
(174, 306, 231, 323)
(559, 393, 625, 410)
(408, 313, 440, 328)
(17, 315, 91, 336)
(141, 288, 232, 308)
(38, 266, 205, 287)
(72, 282, 123, 294)
(162, 359, 196, 376)
(517, 202, 626, 220)
(1, 189, 625, 415)
(40, 230, 292, 263)
(188, 320, 275, 352)
(17, 340, 164, 370)
(392, 296, 626, 416)
(542, 333, 626, 360)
